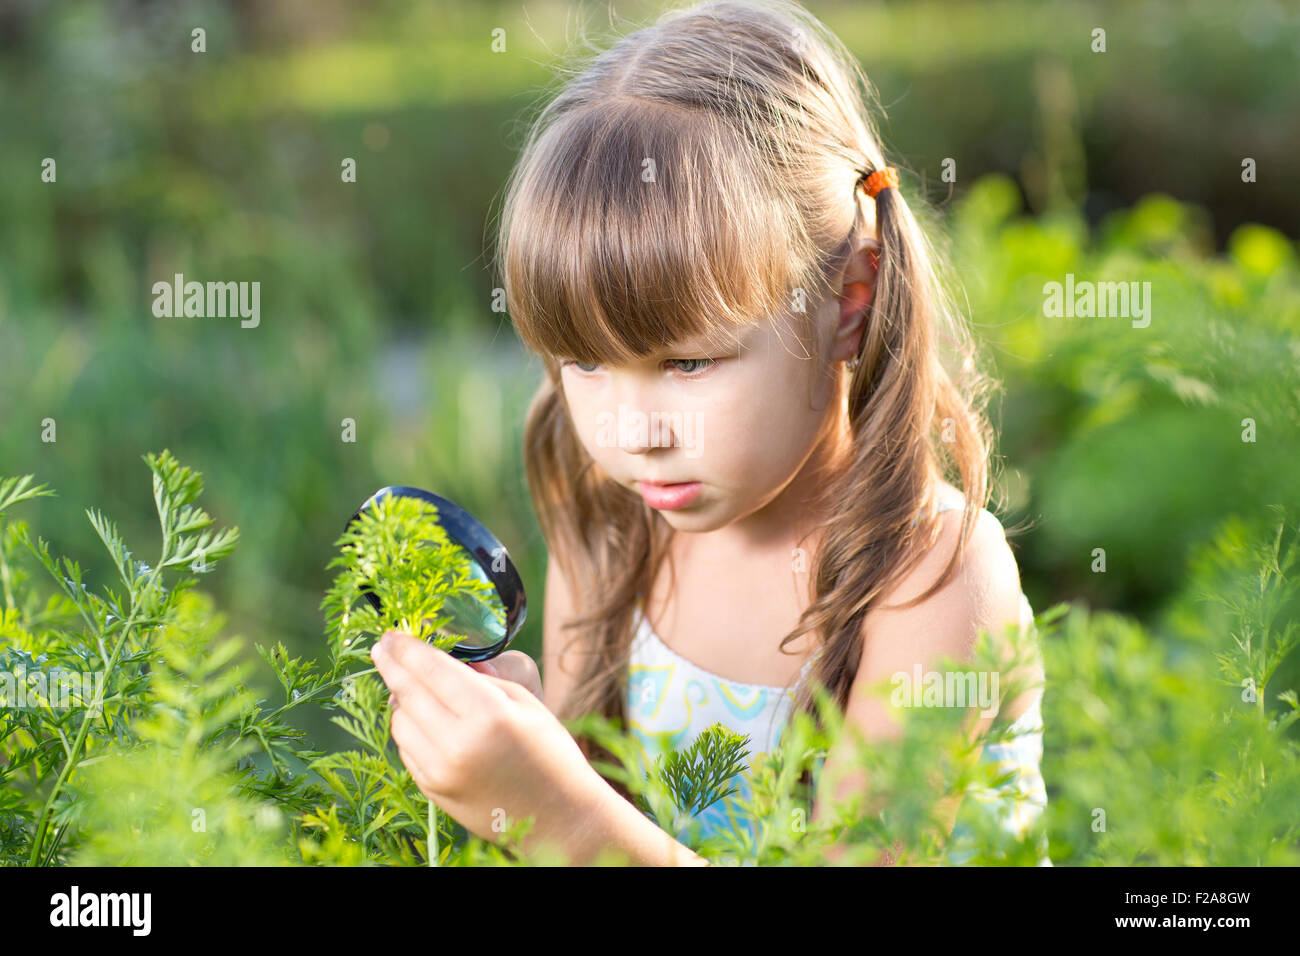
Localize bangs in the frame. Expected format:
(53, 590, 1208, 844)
(499, 100, 815, 367)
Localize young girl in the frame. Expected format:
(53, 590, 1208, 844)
(374, 0, 1048, 866)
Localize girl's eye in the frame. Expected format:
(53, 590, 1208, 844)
(667, 358, 716, 376)
(562, 358, 716, 376)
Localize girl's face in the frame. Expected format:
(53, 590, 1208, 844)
(557, 285, 864, 536)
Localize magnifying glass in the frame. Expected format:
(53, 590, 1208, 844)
(344, 486, 526, 662)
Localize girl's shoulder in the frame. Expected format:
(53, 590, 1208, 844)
(842, 481, 1041, 735)
(865, 482, 1026, 647)
(839, 481, 1041, 756)
(934, 481, 1020, 584)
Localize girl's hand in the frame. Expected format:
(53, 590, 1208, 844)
(466, 650, 543, 702)
(370, 630, 603, 855)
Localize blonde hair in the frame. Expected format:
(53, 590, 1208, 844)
(491, 0, 1000, 794)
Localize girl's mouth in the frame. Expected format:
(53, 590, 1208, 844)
(636, 480, 702, 510)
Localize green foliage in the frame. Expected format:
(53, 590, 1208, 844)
(3, 453, 1296, 866)
(0, 452, 520, 866)
(949, 174, 1300, 611)
(566, 719, 753, 842)
(643, 725, 752, 822)
(67, 592, 290, 866)
(0, 451, 258, 865)
(1042, 507, 1300, 865)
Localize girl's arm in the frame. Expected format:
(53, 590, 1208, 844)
(548, 776, 711, 866)
(811, 509, 1032, 865)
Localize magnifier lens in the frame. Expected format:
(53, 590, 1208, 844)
(346, 486, 525, 662)
(423, 546, 508, 652)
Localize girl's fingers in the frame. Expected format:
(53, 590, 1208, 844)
(391, 705, 451, 792)
(387, 676, 455, 744)
(477, 651, 543, 700)
(374, 631, 483, 718)
(395, 739, 437, 796)
(479, 672, 535, 705)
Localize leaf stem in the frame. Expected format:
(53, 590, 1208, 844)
(266, 664, 379, 722)
(26, 559, 163, 866)
(428, 797, 438, 867)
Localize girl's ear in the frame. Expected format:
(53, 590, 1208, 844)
(832, 236, 881, 361)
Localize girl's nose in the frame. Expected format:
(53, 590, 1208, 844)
(618, 407, 679, 453)
(608, 379, 679, 452)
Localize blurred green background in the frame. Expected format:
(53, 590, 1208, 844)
(2, 0, 1298, 759)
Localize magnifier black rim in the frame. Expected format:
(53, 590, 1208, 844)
(344, 486, 526, 662)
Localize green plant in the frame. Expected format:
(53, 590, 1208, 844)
(1041, 506, 1300, 865)
(4, 452, 1296, 866)
(0, 454, 241, 866)
(0, 452, 523, 866)
(65, 588, 292, 866)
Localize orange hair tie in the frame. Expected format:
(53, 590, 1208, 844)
(860, 166, 899, 199)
